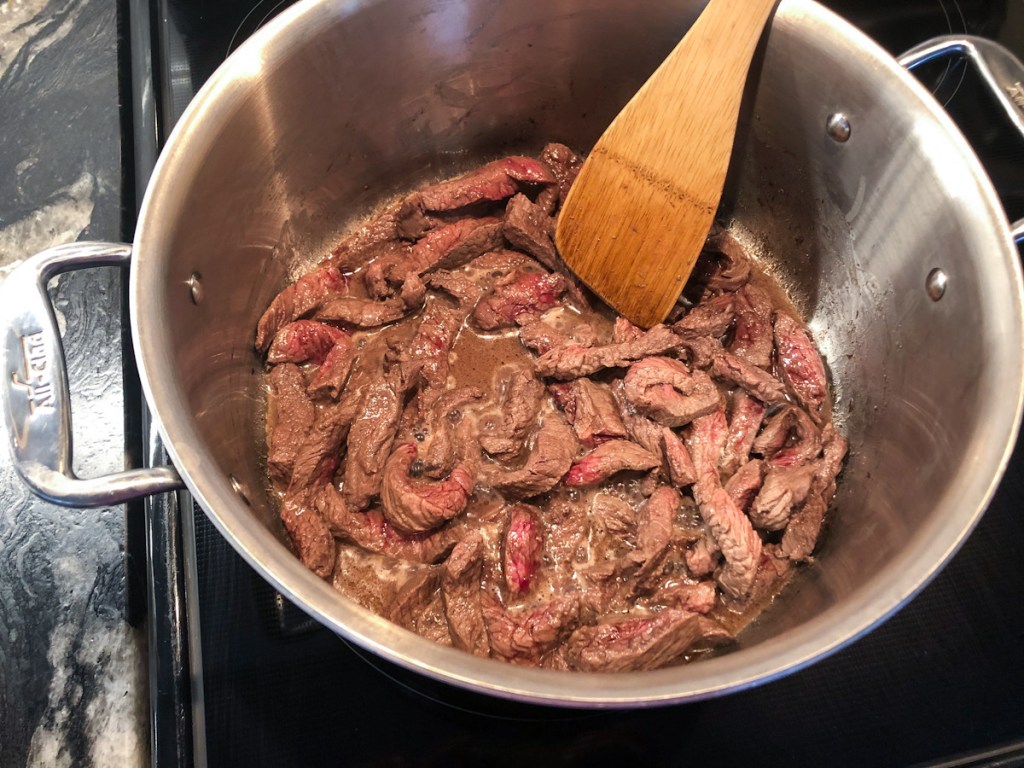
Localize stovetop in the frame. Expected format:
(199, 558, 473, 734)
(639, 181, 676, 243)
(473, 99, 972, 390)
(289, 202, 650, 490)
(126, 1, 1024, 766)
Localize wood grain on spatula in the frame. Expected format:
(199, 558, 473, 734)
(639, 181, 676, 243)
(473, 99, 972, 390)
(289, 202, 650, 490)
(555, 0, 779, 328)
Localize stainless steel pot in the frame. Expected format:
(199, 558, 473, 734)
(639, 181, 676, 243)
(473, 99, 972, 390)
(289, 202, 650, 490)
(4, 0, 1024, 706)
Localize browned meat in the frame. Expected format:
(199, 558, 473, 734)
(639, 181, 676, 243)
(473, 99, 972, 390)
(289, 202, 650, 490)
(673, 293, 735, 338)
(629, 486, 678, 580)
(472, 271, 567, 331)
(563, 378, 627, 447)
(685, 536, 720, 578)
(502, 504, 544, 596)
(392, 299, 463, 409)
(720, 391, 766, 476)
(565, 440, 661, 487)
(613, 317, 644, 344)
(380, 442, 474, 533)
(710, 351, 789, 405)
(689, 411, 763, 598)
(483, 411, 578, 497)
(388, 567, 446, 634)
(441, 534, 489, 656)
(483, 594, 580, 664)
(279, 491, 335, 578)
(412, 156, 554, 213)
(623, 357, 721, 427)
(256, 265, 350, 351)
(642, 582, 717, 614)
(307, 335, 356, 399)
(518, 319, 597, 356)
(614, 385, 696, 487)
(753, 405, 821, 467)
(426, 269, 485, 308)
(678, 334, 724, 370)
(332, 545, 442, 627)
(465, 249, 537, 274)
(750, 463, 815, 531)
(267, 364, 315, 485)
(662, 428, 697, 487)
(316, 285, 423, 328)
(702, 231, 752, 292)
(267, 321, 348, 365)
(774, 311, 829, 423)
(409, 217, 506, 275)
(730, 283, 773, 368)
(419, 386, 485, 477)
(342, 375, 402, 510)
(539, 143, 583, 204)
(316, 483, 456, 563)
(564, 609, 730, 672)
(328, 201, 401, 269)
(479, 368, 544, 460)
(535, 324, 681, 380)
(723, 458, 764, 512)
(779, 424, 848, 561)
(503, 193, 590, 307)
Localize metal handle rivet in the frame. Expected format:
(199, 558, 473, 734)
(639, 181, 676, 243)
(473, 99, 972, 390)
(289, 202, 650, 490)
(926, 268, 947, 301)
(826, 112, 851, 142)
(188, 272, 204, 304)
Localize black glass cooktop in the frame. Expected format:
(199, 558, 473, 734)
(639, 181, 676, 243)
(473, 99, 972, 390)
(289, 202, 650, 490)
(127, 1, 1024, 766)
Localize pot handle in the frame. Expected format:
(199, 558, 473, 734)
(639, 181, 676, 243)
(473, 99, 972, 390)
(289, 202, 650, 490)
(899, 35, 1024, 239)
(1, 242, 184, 507)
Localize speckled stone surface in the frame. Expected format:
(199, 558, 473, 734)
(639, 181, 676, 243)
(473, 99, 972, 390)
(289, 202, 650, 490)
(0, 1, 148, 766)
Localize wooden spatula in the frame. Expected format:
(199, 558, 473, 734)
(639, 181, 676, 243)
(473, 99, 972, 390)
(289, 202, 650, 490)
(555, 0, 780, 328)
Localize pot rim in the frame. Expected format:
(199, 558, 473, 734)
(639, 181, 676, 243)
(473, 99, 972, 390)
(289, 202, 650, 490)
(129, 0, 1024, 706)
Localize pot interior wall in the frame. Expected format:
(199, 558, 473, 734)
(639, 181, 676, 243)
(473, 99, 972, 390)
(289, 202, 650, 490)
(140, 0, 1018, 675)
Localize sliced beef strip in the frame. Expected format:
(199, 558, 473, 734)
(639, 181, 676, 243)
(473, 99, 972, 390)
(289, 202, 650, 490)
(565, 378, 627, 447)
(613, 317, 644, 344)
(483, 593, 580, 664)
(678, 334, 724, 370)
(388, 567, 445, 636)
(729, 283, 773, 369)
(518, 319, 597, 356)
(774, 311, 829, 424)
(779, 424, 848, 562)
(380, 442, 475, 533)
(441, 533, 490, 656)
(410, 217, 506, 276)
(564, 440, 661, 487)
(564, 608, 730, 672)
(267, 320, 349, 365)
(688, 411, 763, 598)
(256, 265, 350, 351)
(267, 364, 315, 486)
(472, 271, 567, 331)
(628, 486, 679, 581)
(478, 367, 545, 461)
(419, 386, 485, 478)
(752, 405, 821, 467)
(720, 391, 767, 476)
(503, 193, 590, 308)
(327, 201, 402, 269)
(316, 279, 424, 328)
(723, 458, 764, 512)
(750, 462, 815, 531)
(279, 490, 336, 578)
(332, 544, 440, 619)
(342, 373, 403, 510)
(502, 504, 544, 596)
(662, 428, 697, 487)
(623, 356, 721, 427)
(710, 351, 789, 405)
(427, 269, 485, 308)
(534, 324, 681, 380)
(641, 581, 717, 614)
(391, 298, 463, 410)
(307, 337, 357, 400)
(673, 293, 735, 338)
(685, 536, 720, 579)
(316, 483, 457, 563)
(539, 142, 583, 205)
(482, 411, 578, 498)
(614, 383, 696, 487)
(410, 156, 555, 213)
(702, 231, 752, 292)
(464, 249, 538, 274)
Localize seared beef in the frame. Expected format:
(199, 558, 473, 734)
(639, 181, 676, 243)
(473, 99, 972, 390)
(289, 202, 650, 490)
(316, 286, 423, 328)
(267, 320, 348, 365)
(643, 581, 717, 614)
(419, 386, 485, 477)
(502, 504, 544, 596)
(685, 536, 720, 578)
(774, 311, 829, 423)
(412, 156, 554, 212)
(479, 368, 544, 461)
(483, 411, 578, 497)
(441, 534, 489, 656)
(720, 391, 766, 476)
(392, 299, 463, 409)
(342, 374, 402, 510)
(279, 491, 336, 578)
(613, 317, 644, 345)
(427, 269, 485, 308)
(623, 357, 721, 427)
(256, 265, 350, 351)
(328, 202, 402, 269)
(753, 405, 821, 467)
(730, 283, 773, 368)
(539, 143, 583, 205)
(710, 351, 789, 405)
(267, 364, 315, 485)
(562, 378, 627, 447)
(750, 463, 815, 531)
(564, 609, 730, 672)
(702, 231, 752, 292)
(673, 293, 735, 338)
(472, 271, 567, 331)
(723, 458, 764, 512)
(615, 385, 696, 487)
(483, 594, 580, 664)
(689, 411, 763, 598)
(380, 442, 474, 533)
(535, 324, 681, 380)
(308, 335, 357, 400)
(518, 319, 597, 356)
(779, 424, 847, 561)
(565, 440, 661, 487)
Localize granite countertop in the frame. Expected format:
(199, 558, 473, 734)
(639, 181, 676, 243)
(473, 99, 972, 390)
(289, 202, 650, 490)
(0, 0, 148, 765)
